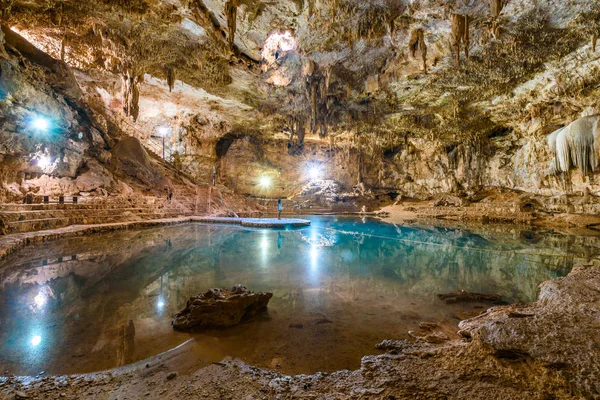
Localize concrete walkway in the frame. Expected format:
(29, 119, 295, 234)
(0, 216, 311, 262)
(196, 217, 311, 228)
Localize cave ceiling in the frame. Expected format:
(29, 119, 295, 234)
(3, 0, 600, 148)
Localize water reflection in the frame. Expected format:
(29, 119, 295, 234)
(0, 216, 593, 376)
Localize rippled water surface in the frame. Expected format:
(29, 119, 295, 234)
(0, 216, 590, 375)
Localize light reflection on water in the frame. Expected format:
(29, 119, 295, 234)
(0, 216, 590, 376)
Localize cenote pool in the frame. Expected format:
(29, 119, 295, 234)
(0, 216, 591, 376)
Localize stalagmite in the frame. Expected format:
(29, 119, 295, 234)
(408, 28, 427, 73)
(451, 13, 470, 68)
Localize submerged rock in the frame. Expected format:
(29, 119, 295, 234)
(172, 285, 273, 330)
(437, 290, 505, 304)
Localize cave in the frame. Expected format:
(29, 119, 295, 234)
(1, 1, 600, 399)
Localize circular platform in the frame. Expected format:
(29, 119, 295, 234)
(195, 217, 311, 228)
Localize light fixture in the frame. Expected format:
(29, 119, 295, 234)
(259, 176, 271, 188)
(308, 166, 321, 181)
(157, 127, 170, 136)
(34, 291, 47, 308)
(37, 156, 51, 169)
(30, 335, 42, 347)
(157, 298, 165, 309)
(32, 117, 50, 131)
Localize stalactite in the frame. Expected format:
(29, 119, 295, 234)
(593, 33, 598, 52)
(331, 0, 338, 21)
(408, 28, 428, 73)
(451, 13, 470, 68)
(490, 0, 504, 18)
(548, 116, 600, 177)
(166, 67, 175, 92)
(310, 82, 318, 132)
(0, 0, 14, 20)
(225, 0, 239, 48)
(488, 0, 504, 40)
(308, 0, 315, 17)
(296, 118, 306, 144)
(60, 37, 66, 61)
(122, 70, 141, 122)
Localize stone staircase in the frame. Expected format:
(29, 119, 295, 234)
(0, 186, 210, 235)
(237, 198, 358, 218)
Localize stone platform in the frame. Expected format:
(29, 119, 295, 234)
(196, 217, 311, 228)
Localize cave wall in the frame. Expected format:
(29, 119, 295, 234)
(0, 26, 121, 202)
(216, 125, 597, 201)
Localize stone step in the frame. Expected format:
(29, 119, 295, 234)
(0, 207, 193, 222)
(0, 201, 165, 212)
(6, 211, 197, 234)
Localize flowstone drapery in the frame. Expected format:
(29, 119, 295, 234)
(548, 115, 600, 177)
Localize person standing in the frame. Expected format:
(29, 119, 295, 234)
(277, 198, 283, 220)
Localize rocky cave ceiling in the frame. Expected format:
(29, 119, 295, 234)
(1, 0, 600, 194)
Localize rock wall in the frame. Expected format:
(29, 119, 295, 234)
(214, 127, 596, 202)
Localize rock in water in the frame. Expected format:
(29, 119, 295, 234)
(172, 285, 273, 330)
(437, 290, 505, 304)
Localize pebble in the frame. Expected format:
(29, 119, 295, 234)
(166, 372, 178, 381)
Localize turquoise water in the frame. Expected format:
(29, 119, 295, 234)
(0, 217, 585, 375)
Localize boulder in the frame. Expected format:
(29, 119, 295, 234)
(172, 285, 273, 330)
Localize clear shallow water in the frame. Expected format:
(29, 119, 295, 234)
(0, 216, 588, 376)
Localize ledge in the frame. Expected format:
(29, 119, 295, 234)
(0, 216, 311, 262)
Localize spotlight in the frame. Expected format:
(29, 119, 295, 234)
(259, 176, 271, 188)
(32, 117, 50, 131)
(308, 166, 321, 180)
(157, 298, 165, 309)
(34, 291, 47, 308)
(157, 127, 170, 136)
(30, 335, 42, 347)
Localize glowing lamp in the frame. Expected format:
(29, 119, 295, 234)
(157, 299, 165, 309)
(157, 127, 170, 136)
(34, 291, 47, 308)
(308, 166, 321, 180)
(32, 117, 50, 131)
(259, 176, 271, 188)
(37, 156, 51, 169)
(30, 335, 42, 347)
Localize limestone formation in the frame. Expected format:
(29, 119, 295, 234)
(122, 71, 141, 122)
(451, 13, 470, 68)
(0, 0, 13, 20)
(172, 285, 273, 330)
(490, 0, 504, 18)
(408, 28, 427, 73)
(547, 115, 600, 177)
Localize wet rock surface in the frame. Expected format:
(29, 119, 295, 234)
(172, 285, 273, 330)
